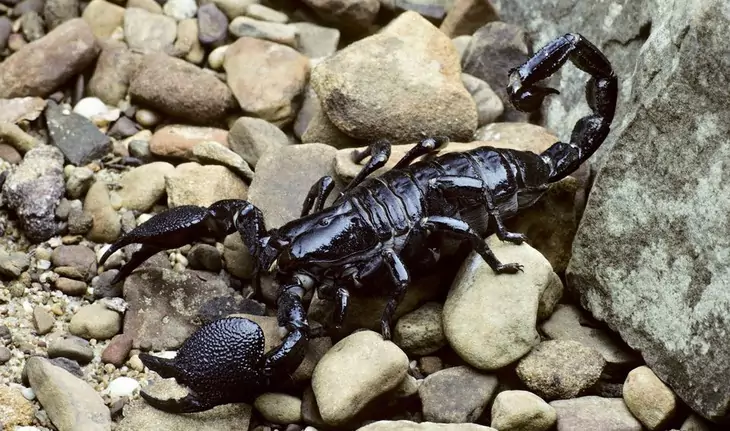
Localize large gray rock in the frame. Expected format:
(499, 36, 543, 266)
(564, 0, 730, 423)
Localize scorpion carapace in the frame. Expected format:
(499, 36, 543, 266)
(98, 33, 617, 413)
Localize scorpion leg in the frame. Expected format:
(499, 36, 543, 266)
(265, 281, 310, 387)
(342, 139, 392, 195)
(392, 135, 449, 169)
(508, 33, 617, 182)
(420, 216, 523, 274)
(301, 175, 335, 217)
(429, 176, 528, 245)
(380, 249, 410, 340)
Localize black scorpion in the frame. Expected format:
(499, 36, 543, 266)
(98, 33, 617, 413)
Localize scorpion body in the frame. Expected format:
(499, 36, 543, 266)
(98, 33, 618, 413)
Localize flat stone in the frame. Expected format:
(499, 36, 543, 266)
(418, 365, 498, 423)
(491, 390, 556, 431)
(623, 366, 678, 430)
(45, 100, 111, 165)
(549, 397, 642, 431)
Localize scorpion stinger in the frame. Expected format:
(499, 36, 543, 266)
(508, 33, 618, 183)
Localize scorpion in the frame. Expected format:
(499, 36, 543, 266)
(98, 33, 617, 413)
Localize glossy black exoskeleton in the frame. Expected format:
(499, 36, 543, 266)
(98, 33, 617, 413)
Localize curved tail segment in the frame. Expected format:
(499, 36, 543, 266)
(507, 33, 618, 183)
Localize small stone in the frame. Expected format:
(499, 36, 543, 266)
(197, 3, 228, 45)
(312, 330, 409, 426)
(0, 346, 11, 364)
(166, 162, 248, 208)
(51, 244, 97, 280)
(623, 366, 678, 430)
(123, 7, 177, 54)
(101, 334, 133, 366)
(186, 244, 222, 272)
(229, 16, 297, 47)
(69, 302, 122, 340)
(418, 356, 443, 376)
(65, 166, 94, 199)
(84, 180, 121, 243)
(439, 0, 499, 37)
(105, 376, 140, 398)
(491, 390, 557, 431)
(358, 422, 496, 431)
(163, 0, 197, 20)
(290, 22, 340, 59)
(48, 334, 94, 364)
(228, 116, 290, 168)
(393, 302, 445, 356)
(516, 340, 606, 401)
(26, 356, 111, 430)
(0, 251, 30, 278)
(302, 0, 379, 34)
(45, 100, 112, 165)
(115, 162, 175, 212)
(81, 0, 125, 39)
(245, 4, 288, 23)
(254, 393, 302, 424)
(32, 306, 55, 335)
(54, 277, 87, 295)
(550, 397, 642, 431)
(419, 365, 498, 423)
(0, 385, 35, 428)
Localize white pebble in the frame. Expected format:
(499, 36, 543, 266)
(36, 259, 51, 270)
(21, 387, 35, 400)
(208, 45, 229, 70)
(73, 97, 108, 119)
(105, 377, 140, 398)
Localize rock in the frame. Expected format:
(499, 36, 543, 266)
(123, 8, 177, 54)
(461, 22, 530, 122)
(443, 235, 563, 370)
(549, 397, 642, 431)
(115, 162, 175, 212)
(88, 41, 141, 106)
(84, 180, 121, 243)
(357, 421, 497, 430)
(47, 334, 94, 364)
(65, 166, 94, 199)
(516, 340, 606, 400)
(0, 96, 46, 124)
(540, 304, 639, 371)
(0, 122, 39, 154)
(26, 356, 111, 431)
(129, 53, 237, 125)
(163, 0, 197, 20)
(0, 385, 35, 428)
(393, 301, 445, 356)
(0, 17, 10, 52)
(0, 18, 99, 98)
(69, 302, 122, 340)
(623, 366, 678, 430)
(22, 11, 46, 42)
(228, 116, 290, 168)
(418, 365, 498, 423)
(43, 0, 79, 30)
(45, 100, 112, 165)
(0, 144, 22, 163)
(1, 145, 64, 242)
(228, 16, 297, 47)
(302, 0, 379, 34)
(222, 233, 255, 279)
(33, 306, 55, 334)
(149, 124, 228, 159)
(253, 393, 302, 424)
(245, 4, 288, 23)
(54, 277, 88, 296)
(563, 0, 730, 421)
(440, 0, 499, 37)
(310, 11, 477, 144)
(191, 141, 254, 181)
(681, 414, 713, 431)
(461, 73, 503, 127)
(290, 22, 340, 58)
(311, 330, 409, 426)
(197, 3, 228, 45)
(224, 36, 309, 125)
(248, 143, 341, 229)
(491, 390, 557, 431)
(123, 268, 233, 350)
(292, 336, 332, 382)
(166, 162, 248, 208)
(186, 244, 222, 272)
(101, 334, 133, 366)
(81, 0, 125, 39)
(118, 393, 251, 431)
(127, 0, 163, 14)
(104, 377, 140, 399)
(0, 251, 30, 278)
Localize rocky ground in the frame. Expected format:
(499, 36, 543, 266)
(0, 0, 727, 431)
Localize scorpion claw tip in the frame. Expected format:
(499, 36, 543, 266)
(140, 389, 212, 413)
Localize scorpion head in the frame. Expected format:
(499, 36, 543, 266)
(272, 202, 379, 274)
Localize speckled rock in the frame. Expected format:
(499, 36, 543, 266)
(0, 385, 35, 428)
(393, 301, 445, 356)
(123, 7, 177, 54)
(227, 116, 290, 168)
(1, 145, 64, 242)
(115, 162, 175, 212)
(549, 397, 642, 431)
(419, 365, 498, 423)
(68, 302, 122, 340)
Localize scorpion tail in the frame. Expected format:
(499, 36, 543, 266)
(507, 33, 618, 183)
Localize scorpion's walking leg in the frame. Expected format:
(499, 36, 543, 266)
(301, 175, 335, 216)
(380, 249, 410, 340)
(420, 216, 523, 274)
(392, 135, 450, 169)
(429, 176, 527, 244)
(508, 33, 617, 182)
(341, 139, 392, 195)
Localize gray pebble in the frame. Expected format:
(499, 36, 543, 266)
(48, 334, 94, 364)
(0, 345, 11, 364)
